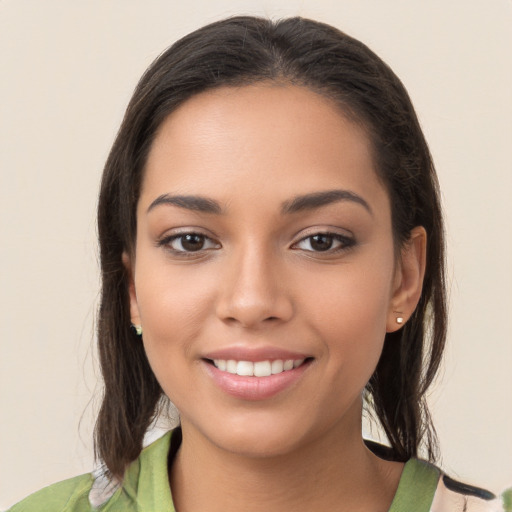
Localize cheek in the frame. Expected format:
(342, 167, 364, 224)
(134, 264, 216, 358)
(303, 258, 394, 371)
(135, 270, 216, 406)
(305, 261, 393, 330)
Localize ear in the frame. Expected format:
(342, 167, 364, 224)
(122, 251, 141, 326)
(386, 226, 427, 332)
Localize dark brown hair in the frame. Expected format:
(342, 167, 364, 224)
(95, 16, 446, 477)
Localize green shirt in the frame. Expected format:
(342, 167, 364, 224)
(8, 431, 493, 511)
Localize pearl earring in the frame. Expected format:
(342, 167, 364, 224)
(132, 324, 143, 336)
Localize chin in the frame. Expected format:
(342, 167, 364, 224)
(184, 410, 314, 459)
(216, 429, 306, 459)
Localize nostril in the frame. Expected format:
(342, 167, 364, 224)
(216, 289, 294, 327)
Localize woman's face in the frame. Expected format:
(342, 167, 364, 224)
(127, 84, 413, 457)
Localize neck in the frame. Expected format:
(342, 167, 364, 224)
(169, 417, 403, 512)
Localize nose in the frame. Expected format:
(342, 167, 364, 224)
(215, 244, 294, 329)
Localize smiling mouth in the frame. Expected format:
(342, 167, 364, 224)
(208, 358, 311, 377)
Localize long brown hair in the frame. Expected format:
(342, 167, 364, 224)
(95, 16, 446, 478)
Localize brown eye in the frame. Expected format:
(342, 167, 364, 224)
(293, 232, 355, 253)
(180, 234, 206, 251)
(309, 234, 334, 251)
(163, 233, 220, 253)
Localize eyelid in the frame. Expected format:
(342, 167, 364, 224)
(291, 229, 356, 253)
(156, 229, 221, 255)
(155, 227, 355, 255)
(155, 225, 217, 243)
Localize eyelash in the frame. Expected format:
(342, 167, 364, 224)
(292, 232, 355, 254)
(157, 232, 220, 255)
(158, 230, 355, 257)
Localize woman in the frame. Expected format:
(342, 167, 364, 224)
(9, 16, 503, 512)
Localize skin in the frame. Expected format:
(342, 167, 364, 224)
(126, 83, 426, 511)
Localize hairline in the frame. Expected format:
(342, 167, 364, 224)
(130, 78, 404, 255)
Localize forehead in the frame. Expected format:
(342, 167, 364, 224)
(141, 84, 388, 214)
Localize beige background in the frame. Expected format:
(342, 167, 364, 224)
(1, 0, 511, 508)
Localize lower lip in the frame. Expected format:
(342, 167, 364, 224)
(203, 360, 312, 401)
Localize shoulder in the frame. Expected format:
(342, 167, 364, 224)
(7, 431, 174, 512)
(387, 456, 503, 512)
(431, 472, 504, 512)
(7, 473, 95, 512)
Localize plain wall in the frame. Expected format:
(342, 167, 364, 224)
(1, 0, 511, 508)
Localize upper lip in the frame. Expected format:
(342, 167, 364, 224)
(203, 346, 311, 362)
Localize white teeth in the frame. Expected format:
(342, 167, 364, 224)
(236, 361, 254, 376)
(214, 359, 226, 371)
(254, 361, 272, 377)
(212, 358, 305, 376)
(271, 360, 284, 374)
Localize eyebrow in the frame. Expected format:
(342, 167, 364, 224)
(281, 189, 372, 216)
(147, 194, 222, 214)
(146, 189, 372, 216)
